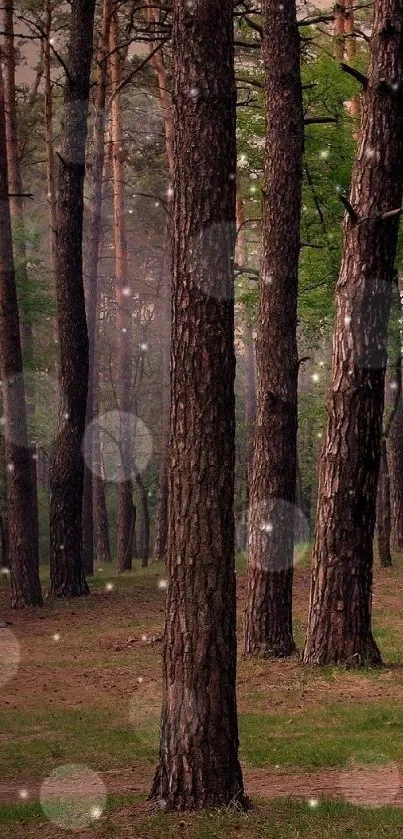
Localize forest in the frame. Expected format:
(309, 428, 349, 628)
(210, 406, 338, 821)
(1, 0, 403, 836)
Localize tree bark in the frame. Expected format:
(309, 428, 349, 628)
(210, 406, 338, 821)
(376, 437, 393, 566)
(110, 11, 135, 573)
(49, 0, 96, 596)
(303, 0, 403, 666)
(44, 0, 57, 278)
(82, 0, 113, 575)
(0, 64, 42, 607)
(148, 7, 173, 565)
(244, 0, 303, 658)
(390, 390, 403, 550)
(150, 0, 245, 810)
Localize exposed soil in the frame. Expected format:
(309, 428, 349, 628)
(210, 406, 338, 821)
(1, 561, 403, 812)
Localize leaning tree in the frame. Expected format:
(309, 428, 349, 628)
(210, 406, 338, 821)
(304, 0, 403, 665)
(150, 0, 246, 810)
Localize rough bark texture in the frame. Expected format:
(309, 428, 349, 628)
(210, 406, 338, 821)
(82, 0, 113, 575)
(0, 64, 42, 608)
(303, 0, 403, 666)
(150, 0, 245, 810)
(49, 0, 96, 596)
(244, 0, 303, 658)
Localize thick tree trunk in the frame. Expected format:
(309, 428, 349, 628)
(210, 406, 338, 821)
(49, 0, 96, 596)
(150, 0, 245, 810)
(0, 65, 42, 608)
(110, 11, 135, 573)
(244, 0, 303, 658)
(82, 0, 113, 575)
(303, 0, 403, 666)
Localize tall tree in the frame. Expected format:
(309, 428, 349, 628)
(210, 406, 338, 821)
(303, 0, 403, 665)
(2, 0, 39, 559)
(147, 3, 173, 566)
(49, 0, 96, 596)
(0, 62, 42, 608)
(82, 0, 113, 572)
(244, 0, 304, 658)
(150, 0, 246, 810)
(110, 10, 136, 573)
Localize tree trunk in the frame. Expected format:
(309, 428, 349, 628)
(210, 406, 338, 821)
(152, 222, 170, 564)
(0, 64, 42, 608)
(49, 0, 96, 597)
(244, 0, 303, 659)
(334, 0, 346, 59)
(390, 391, 403, 549)
(82, 0, 113, 575)
(44, 0, 57, 277)
(303, 0, 403, 666)
(135, 470, 150, 568)
(376, 437, 392, 567)
(148, 8, 173, 565)
(2, 0, 39, 561)
(150, 0, 245, 810)
(110, 11, 135, 573)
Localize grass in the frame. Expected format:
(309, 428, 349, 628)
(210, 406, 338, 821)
(3, 798, 403, 839)
(1, 552, 403, 836)
(239, 704, 403, 770)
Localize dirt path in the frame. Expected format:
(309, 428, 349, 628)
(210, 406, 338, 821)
(1, 763, 402, 810)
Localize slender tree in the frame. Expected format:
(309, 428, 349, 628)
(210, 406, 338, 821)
(147, 3, 173, 566)
(304, 0, 403, 665)
(244, 0, 304, 658)
(150, 0, 246, 809)
(110, 10, 136, 572)
(82, 0, 113, 573)
(49, 0, 96, 596)
(2, 0, 39, 558)
(0, 61, 42, 608)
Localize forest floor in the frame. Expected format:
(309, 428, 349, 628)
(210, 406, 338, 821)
(1, 552, 403, 838)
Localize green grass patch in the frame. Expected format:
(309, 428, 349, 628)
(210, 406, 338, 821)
(0, 707, 158, 778)
(240, 703, 403, 770)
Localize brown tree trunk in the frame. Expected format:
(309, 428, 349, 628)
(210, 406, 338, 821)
(334, 0, 346, 59)
(49, 0, 96, 597)
(244, 0, 303, 658)
(44, 0, 57, 277)
(135, 470, 150, 568)
(152, 222, 170, 564)
(2, 0, 39, 561)
(110, 11, 135, 573)
(390, 392, 403, 550)
(0, 65, 42, 608)
(303, 0, 403, 666)
(148, 7, 173, 565)
(376, 437, 392, 567)
(82, 0, 113, 576)
(150, 0, 245, 811)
